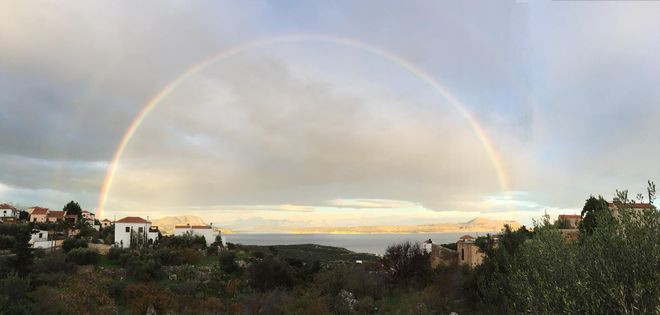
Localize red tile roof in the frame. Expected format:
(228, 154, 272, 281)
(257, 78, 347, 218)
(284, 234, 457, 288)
(608, 202, 654, 209)
(559, 214, 581, 219)
(116, 216, 150, 224)
(47, 211, 66, 218)
(0, 204, 16, 210)
(102, 219, 112, 222)
(175, 225, 212, 229)
(82, 210, 90, 214)
(459, 235, 475, 240)
(30, 207, 49, 215)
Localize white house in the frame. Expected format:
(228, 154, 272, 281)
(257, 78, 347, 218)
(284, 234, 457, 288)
(174, 224, 219, 246)
(29, 229, 58, 249)
(0, 204, 19, 223)
(114, 216, 159, 248)
(81, 210, 96, 221)
(101, 219, 113, 228)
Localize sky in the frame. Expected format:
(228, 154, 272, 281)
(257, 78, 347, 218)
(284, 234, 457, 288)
(1, 1, 659, 231)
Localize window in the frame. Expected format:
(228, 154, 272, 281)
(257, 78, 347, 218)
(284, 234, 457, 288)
(461, 248, 465, 260)
(39, 233, 43, 238)
(125, 227, 130, 233)
(138, 227, 143, 233)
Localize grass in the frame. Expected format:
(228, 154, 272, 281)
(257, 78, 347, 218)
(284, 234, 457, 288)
(96, 255, 119, 268)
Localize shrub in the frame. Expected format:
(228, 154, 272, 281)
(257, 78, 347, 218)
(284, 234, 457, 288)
(31, 253, 76, 274)
(0, 235, 16, 250)
(248, 256, 293, 291)
(382, 241, 432, 286)
(180, 248, 202, 265)
(65, 248, 99, 265)
(123, 283, 176, 314)
(218, 251, 240, 274)
(61, 238, 87, 253)
(155, 248, 183, 266)
(125, 252, 163, 281)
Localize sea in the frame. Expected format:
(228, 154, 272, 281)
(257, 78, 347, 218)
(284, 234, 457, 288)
(223, 232, 494, 255)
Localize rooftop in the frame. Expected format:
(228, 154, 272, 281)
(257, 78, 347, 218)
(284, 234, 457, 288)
(30, 207, 49, 215)
(116, 216, 150, 224)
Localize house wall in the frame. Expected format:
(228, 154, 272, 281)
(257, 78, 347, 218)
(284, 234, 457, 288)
(114, 222, 158, 248)
(30, 230, 48, 243)
(457, 241, 484, 268)
(30, 214, 47, 223)
(1, 209, 18, 219)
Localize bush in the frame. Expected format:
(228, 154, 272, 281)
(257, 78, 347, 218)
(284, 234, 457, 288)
(107, 246, 128, 261)
(382, 241, 432, 286)
(181, 248, 202, 265)
(31, 253, 76, 274)
(248, 256, 293, 291)
(218, 251, 240, 274)
(61, 238, 87, 253)
(155, 248, 182, 266)
(125, 252, 163, 281)
(0, 235, 16, 250)
(65, 248, 99, 265)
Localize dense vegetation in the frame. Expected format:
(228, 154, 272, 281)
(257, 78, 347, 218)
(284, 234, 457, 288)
(0, 185, 658, 314)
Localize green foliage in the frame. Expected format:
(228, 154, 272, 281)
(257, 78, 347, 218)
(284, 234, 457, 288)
(161, 234, 207, 250)
(30, 253, 76, 275)
(248, 256, 294, 291)
(0, 235, 16, 250)
(125, 251, 163, 281)
(65, 248, 99, 265)
(62, 200, 82, 219)
(218, 250, 240, 274)
(0, 273, 35, 314)
(11, 225, 33, 275)
(464, 199, 660, 314)
(61, 238, 87, 253)
(99, 225, 115, 245)
(18, 210, 29, 221)
(579, 195, 610, 235)
(381, 241, 432, 286)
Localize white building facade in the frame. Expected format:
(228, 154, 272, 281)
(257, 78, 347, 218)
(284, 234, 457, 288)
(174, 225, 219, 246)
(114, 216, 159, 248)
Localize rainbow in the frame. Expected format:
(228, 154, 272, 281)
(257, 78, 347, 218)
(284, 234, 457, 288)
(97, 34, 509, 218)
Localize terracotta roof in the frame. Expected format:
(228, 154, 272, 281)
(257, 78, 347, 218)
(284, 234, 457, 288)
(559, 214, 581, 219)
(82, 210, 90, 214)
(0, 204, 16, 210)
(174, 225, 212, 229)
(102, 219, 112, 222)
(47, 211, 66, 218)
(608, 202, 654, 209)
(459, 235, 475, 240)
(30, 207, 49, 215)
(115, 216, 150, 224)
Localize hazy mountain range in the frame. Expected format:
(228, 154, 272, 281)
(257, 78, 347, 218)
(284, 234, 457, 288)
(152, 216, 519, 235)
(283, 217, 521, 234)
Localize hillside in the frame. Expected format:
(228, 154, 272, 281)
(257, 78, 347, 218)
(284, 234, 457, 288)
(151, 215, 233, 235)
(284, 217, 521, 234)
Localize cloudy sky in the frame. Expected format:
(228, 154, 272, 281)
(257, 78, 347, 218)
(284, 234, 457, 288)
(1, 1, 659, 230)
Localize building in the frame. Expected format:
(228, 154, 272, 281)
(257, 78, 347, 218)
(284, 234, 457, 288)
(558, 214, 581, 229)
(174, 224, 219, 246)
(608, 201, 655, 218)
(0, 204, 19, 223)
(101, 219, 113, 228)
(114, 216, 159, 248)
(29, 207, 50, 222)
(456, 235, 485, 268)
(81, 210, 95, 221)
(423, 239, 458, 268)
(46, 210, 67, 223)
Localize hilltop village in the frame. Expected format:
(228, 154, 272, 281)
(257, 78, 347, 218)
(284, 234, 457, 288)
(0, 193, 657, 314)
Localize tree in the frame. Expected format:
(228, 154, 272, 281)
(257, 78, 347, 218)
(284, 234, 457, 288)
(381, 241, 431, 286)
(62, 201, 82, 220)
(18, 211, 29, 221)
(12, 225, 33, 275)
(579, 195, 610, 235)
(247, 256, 293, 291)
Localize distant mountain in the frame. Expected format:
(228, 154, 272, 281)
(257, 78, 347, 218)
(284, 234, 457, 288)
(283, 217, 521, 234)
(151, 215, 232, 235)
